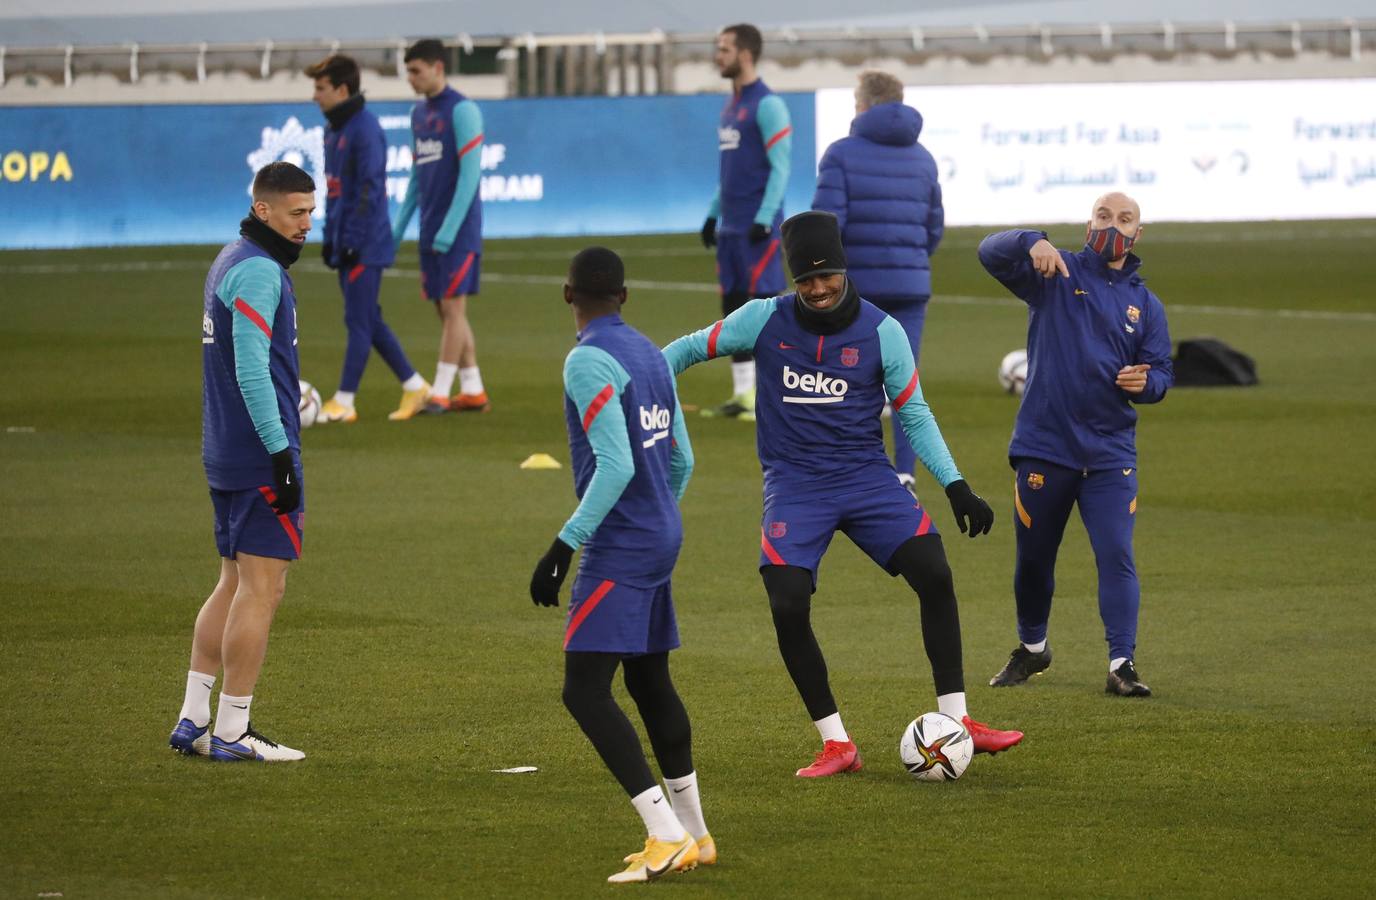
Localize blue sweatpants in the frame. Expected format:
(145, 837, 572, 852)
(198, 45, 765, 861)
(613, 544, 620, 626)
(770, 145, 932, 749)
(878, 298, 929, 477)
(338, 265, 417, 393)
(1011, 458, 1140, 661)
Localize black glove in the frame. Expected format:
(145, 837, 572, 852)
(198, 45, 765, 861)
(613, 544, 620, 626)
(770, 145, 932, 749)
(945, 479, 993, 538)
(338, 247, 360, 269)
(321, 242, 336, 269)
(748, 222, 771, 244)
(700, 216, 717, 249)
(268, 449, 301, 516)
(530, 537, 575, 607)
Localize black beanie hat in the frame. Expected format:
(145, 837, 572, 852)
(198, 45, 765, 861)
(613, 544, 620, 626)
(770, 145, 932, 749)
(781, 211, 847, 282)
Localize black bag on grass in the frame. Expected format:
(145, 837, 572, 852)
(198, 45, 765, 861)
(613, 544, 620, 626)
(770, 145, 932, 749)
(1172, 338, 1258, 387)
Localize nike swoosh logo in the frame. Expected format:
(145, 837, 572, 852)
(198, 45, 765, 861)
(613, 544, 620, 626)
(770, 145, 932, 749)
(200, 682, 214, 690)
(672, 785, 690, 793)
(285, 473, 293, 485)
(1122, 468, 1133, 476)
(652, 796, 663, 804)
(1074, 289, 1088, 296)
(231, 704, 248, 709)
(647, 843, 689, 877)
(778, 342, 795, 350)
(811, 258, 825, 265)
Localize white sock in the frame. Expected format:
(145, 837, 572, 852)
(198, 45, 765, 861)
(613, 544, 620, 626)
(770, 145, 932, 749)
(332, 390, 355, 408)
(730, 361, 755, 397)
(937, 691, 968, 721)
(459, 366, 484, 396)
(664, 772, 708, 839)
(213, 692, 253, 742)
(1023, 639, 1047, 653)
(1110, 656, 1129, 672)
(178, 670, 215, 727)
(630, 785, 686, 841)
(813, 712, 848, 743)
(402, 373, 427, 392)
(432, 362, 458, 397)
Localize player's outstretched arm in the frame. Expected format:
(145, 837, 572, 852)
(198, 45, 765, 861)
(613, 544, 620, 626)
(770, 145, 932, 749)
(661, 297, 778, 375)
(668, 382, 694, 500)
(432, 100, 483, 254)
(978, 229, 1054, 304)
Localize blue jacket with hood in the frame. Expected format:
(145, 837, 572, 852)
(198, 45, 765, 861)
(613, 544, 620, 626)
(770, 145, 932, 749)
(812, 101, 944, 302)
(979, 229, 1173, 472)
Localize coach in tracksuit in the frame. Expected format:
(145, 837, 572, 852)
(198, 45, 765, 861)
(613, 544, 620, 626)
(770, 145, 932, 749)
(813, 71, 944, 493)
(307, 54, 428, 423)
(979, 192, 1173, 698)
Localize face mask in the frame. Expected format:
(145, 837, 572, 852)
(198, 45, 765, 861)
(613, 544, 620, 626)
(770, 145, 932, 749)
(1084, 225, 1138, 262)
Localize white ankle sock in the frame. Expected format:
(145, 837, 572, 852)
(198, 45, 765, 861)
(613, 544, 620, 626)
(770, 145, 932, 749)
(333, 391, 355, 408)
(1023, 639, 1047, 653)
(459, 366, 484, 396)
(664, 772, 708, 839)
(730, 361, 755, 397)
(178, 670, 215, 727)
(813, 712, 848, 743)
(937, 691, 968, 721)
(213, 693, 253, 741)
(402, 373, 427, 392)
(1110, 656, 1129, 672)
(432, 362, 458, 397)
(630, 785, 686, 841)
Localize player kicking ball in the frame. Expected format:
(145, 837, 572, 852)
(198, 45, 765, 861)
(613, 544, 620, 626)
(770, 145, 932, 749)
(530, 248, 712, 882)
(663, 211, 1023, 777)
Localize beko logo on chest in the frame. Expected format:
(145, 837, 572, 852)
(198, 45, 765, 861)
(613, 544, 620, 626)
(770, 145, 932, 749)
(782, 366, 848, 404)
(639, 404, 671, 448)
(718, 126, 741, 151)
(415, 138, 444, 164)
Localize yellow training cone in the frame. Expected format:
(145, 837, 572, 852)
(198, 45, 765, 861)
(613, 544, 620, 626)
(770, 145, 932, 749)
(520, 453, 563, 470)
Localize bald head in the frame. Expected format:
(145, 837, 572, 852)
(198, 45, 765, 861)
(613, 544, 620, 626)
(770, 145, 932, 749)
(1091, 192, 1141, 232)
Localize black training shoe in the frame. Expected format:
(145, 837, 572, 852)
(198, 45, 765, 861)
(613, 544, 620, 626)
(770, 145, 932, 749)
(989, 645, 1053, 687)
(1106, 659, 1152, 697)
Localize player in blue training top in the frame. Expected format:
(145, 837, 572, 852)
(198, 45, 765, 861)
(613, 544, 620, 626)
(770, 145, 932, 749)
(395, 38, 491, 414)
(979, 192, 1173, 698)
(167, 162, 314, 763)
(306, 54, 431, 424)
(529, 248, 712, 884)
(698, 23, 792, 421)
(665, 211, 1024, 778)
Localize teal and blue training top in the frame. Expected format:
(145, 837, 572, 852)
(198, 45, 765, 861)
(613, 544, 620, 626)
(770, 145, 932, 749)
(202, 235, 300, 491)
(663, 293, 961, 495)
(561, 314, 693, 588)
(709, 79, 792, 235)
(393, 86, 483, 254)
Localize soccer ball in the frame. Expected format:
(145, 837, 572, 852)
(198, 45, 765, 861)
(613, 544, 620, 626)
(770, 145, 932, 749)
(899, 712, 974, 782)
(998, 349, 1029, 396)
(298, 380, 322, 428)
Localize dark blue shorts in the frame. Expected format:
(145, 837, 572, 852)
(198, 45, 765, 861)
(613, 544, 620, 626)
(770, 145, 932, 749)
(562, 574, 680, 656)
(760, 478, 938, 585)
(716, 232, 784, 296)
(420, 247, 481, 300)
(210, 486, 304, 561)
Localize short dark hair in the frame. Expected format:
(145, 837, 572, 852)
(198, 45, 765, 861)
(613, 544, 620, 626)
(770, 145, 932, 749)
(568, 247, 625, 302)
(722, 24, 763, 62)
(404, 39, 447, 65)
(252, 161, 316, 200)
(303, 54, 360, 95)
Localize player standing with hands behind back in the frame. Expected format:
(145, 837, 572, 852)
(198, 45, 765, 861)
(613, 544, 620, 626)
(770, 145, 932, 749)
(699, 23, 792, 421)
(979, 192, 1173, 697)
(395, 38, 491, 414)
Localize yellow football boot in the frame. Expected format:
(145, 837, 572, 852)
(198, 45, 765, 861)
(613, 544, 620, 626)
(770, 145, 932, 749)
(388, 382, 433, 421)
(694, 833, 716, 866)
(608, 835, 699, 884)
(318, 399, 358, 424)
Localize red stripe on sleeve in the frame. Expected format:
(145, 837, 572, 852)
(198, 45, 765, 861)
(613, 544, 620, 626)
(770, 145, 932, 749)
(233, 298, 272, 339)
(761, 529, 786, 566)
(257, 486, 303, 556)
(893, 370, 919, 410)
(706, 320, 724, 359)
(581, 384, 615, 431)
(564, 579, 616, 649)
(764, 126, 792, 150)
(458, 133, 484, 157)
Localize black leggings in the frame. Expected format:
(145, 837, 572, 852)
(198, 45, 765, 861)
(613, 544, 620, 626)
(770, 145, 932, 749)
(562, 651, 694, 797)
(762, 534, 965, 721)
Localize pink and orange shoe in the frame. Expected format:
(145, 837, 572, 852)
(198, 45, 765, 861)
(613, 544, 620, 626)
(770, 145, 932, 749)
(795, 739, 863, 778)
(962, 716, 1024, 754)
(449, 391, 490, 412)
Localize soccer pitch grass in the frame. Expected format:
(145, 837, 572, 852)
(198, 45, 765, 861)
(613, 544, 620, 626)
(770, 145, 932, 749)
(2, 222, 1374, 898)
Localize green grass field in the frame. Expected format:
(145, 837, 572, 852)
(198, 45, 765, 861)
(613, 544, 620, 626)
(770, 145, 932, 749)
(2, 222, 1375, 898)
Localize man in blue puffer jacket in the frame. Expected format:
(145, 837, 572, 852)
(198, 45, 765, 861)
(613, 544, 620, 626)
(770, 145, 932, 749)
(813, 71, 944, 494)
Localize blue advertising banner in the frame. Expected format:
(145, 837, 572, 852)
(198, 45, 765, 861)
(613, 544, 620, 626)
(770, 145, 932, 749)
(0, 93, 817, 249)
